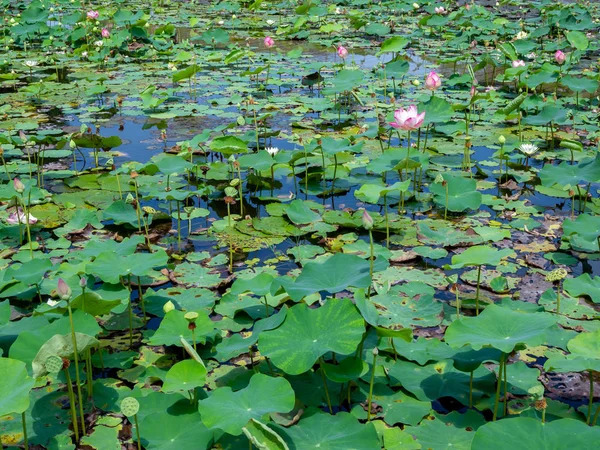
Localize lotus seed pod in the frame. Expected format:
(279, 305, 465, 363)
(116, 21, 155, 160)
(184, 311, 199, 323)
(545, 268, 567, 282)
(224, 186, 238, 197)
(45, 355, 63, 374)
(230, 178, 240, 187)
(163, 300, 175, 314)
(121, 397, 140, 417)
(142, 206, 157, 215)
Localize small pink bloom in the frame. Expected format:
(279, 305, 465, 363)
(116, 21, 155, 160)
(389, 105, 426, 131)
(337, 45, 348, 59)
(470, 85, 476, 97)
(13, 177, 25, 193)
(101, 28, 110, 38)
(87, 10, 99, 20)
(57, 279, 72, 300)
(6, 208, 37, 225)
(512, 60, 525, 68)
(362, 209, 373, 231)
(554, 50, 566, 65)
(425, 71, 441, 90)
(264, 36, 274, 48)
(434, 7, 446, 14)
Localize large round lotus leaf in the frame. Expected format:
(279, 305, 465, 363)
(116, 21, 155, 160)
(445, 304, 556, 354)
(162, 359, 207, 393)
(544, 329, 600, 373)
(430, 173, 482, 212)
(447, 245, 514, 269)
(32, 332, 99, 378)
(140, 410, 213, 450)
(277, 253, 371, 301)
(197, 373, 295, 436)
(562, 214, 600, 253)
(259, 299, 365, 375)
(410, 411, 485, 450)
(148, 309, 214, 347)
(86, 249, 169, 284)
(0, 358, 35, 415)
(471, 418, 600, 449)
(563, 273, 600, 304)
(274, 409, 380, 450)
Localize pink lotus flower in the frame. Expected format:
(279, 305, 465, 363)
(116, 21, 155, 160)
(87, 10, 99, 20)
(425, 71, 441, 90)
(555, 50, 566, 65)
(57, 279, 72, 300)
(512, 60, 525, 68)
(337, 45, 348, 59)
(6, 208, 37, 225)
(434, 7, 446, 14)
(264, 36, 274, 48)
(390, 105, 426, 130)
(13, 177, 25, 193)
(101, 28, 110, 38)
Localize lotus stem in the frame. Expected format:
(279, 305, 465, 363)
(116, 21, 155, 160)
(86, 349, 93, 400)
(18, 193, 34, 258)
(64, 366, 79, 441)
(319, 358, 333, 414)
(556, 280, 562, 315)
(237, 165, 244, 217)
(493, 353, 506, 421)
(368, 229, 374, 298)
(591, 403, 600, 427)
(0, 152, 11, 181)
(444, 182, 449, 220)
(176, 200, 182, 249)
(66, 297, 86, 434)
(22, 412, 28, 450)
(367, 348, 378, 421)
(331, 154, 338, 195)
(587, 370, 594, 425)
(127, 275, 134, 349)
(469, 371, 473, 408)
(137, 277, 147, 324)
(475, 265, 482, 315)
(131, 178, 142, 232)
(504, 357, 508, 416)
(134, 414, 141, 450)
(384, 194, 389, 248)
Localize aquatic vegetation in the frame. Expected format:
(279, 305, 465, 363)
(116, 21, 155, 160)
(1, 0, 599, 448)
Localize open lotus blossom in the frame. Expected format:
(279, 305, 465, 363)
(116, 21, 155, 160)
(425, 71, 441, 90)
(87, 10, 99, 20)
(555, 50, 566, 65)
(46, 299, 60, 307)
(266, 146, 279, 156)
(519, 143, 539, 156)
(512, 60, 526, 68)
(264, 36, 274, 48)
(101, 28, 110, 38)
(266, 19, 274, 26)
(6, 208, 38, 225)
(24, 60, 38, 68)
(337, 45, 348, 59)
(515, 31, 528, 40)
(390, 105, 425, 130)
(94, 40, 104, 47)
(434, 6, 446, 14)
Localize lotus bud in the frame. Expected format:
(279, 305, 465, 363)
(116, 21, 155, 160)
(362, 209, 373, 231)
(163, 300, 175, 314)
(425, 71, 441, 90)
(79, 276, 87, 288)
(337, 45, 348, 59)
(13, 177, 25, 193)
(264, 36, 274, 48)
(57, 278, 72, 300)
(412, 79, 420, 86)
(69, 139, 77, 149)
(125, 193, 134, 204)
(498, 135, 506, 144)
(554, 50, 566, 65)
(413, 3, 420, 9)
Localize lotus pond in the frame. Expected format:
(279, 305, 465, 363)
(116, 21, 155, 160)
(1, 0, 600, 449)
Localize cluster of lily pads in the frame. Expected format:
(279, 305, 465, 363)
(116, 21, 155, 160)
(1, 0, 600, 449)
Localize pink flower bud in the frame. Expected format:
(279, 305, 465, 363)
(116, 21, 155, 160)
(101, 28, 110, 38)
(554, 50, 566, 65)
(87, 10, 99, 20)
(13, 177, 25, 193)
(264, 36, 274, 48)
(425, 71, 441, 90)
(362, 210, 373, 231)
(337, 45, 348, 59)
(512, 60, 525, 68)
(57, 279, 72, 300)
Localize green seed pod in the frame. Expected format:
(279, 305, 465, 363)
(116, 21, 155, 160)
(184, 311, 199, 323)
(45, 355, 63, 374)
(121, 397, 140, 417)
(230, 178, 240, 187)
(224, 186, 238, 197)
(546, 268, 567, 282)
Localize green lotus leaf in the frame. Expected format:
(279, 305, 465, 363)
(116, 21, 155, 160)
(284, 199, 322, 225)
(148, 309, 214, 347)
(544, 329, 600, 373)
(472, 418, 600, 449)
(274, 409, 380, 450)
(562, 214, 600, 253)
(277, 253, 371, 301)
(430, 173, 482, 212)
(259, 299, 364, 375)
(209, 136, 248, 156)
(446, 245, 513, 269)
(445, 304, 556, 353)
(32, 333, 99, 378)
(198, 373, 295, 435)
(0, 358, 35, 415)
(140, 409, 213, 450)
(162, 359, 207, 393)
(242, 419, 289, 450)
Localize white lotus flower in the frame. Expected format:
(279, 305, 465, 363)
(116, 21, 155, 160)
(24, 60, 38, 68)
(266, 147, 279, 156)
(81, 51, 88, 58)
(515, 31, 528, 40)
(519, 143, 539, 156)
(94, 40, 104, 47)
(47, 299, 60, 307)
(266, 19, 274, 26)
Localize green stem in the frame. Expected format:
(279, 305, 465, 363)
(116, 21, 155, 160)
(86, 349, 93, 400)
(556, 282, 561, 315)
(384, 194, 389, 249)
(67, 299, 86, 434)
(137, 277, 147, 324)
(475, 265, 482, 315)
(127, 275, 134, 349)
(493, 353, 506, 421)
(588, 370, 594, 425)
(367, 350, 378, 422)
(503, 357, 508, 416)
(591, 403, 600, 427)
(22, 412, 28, 450)
(134, 414, 142, 450)
(64, 367, 79, 441)
(319, 358, 333, 414)
(469, 371, 473, 408)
